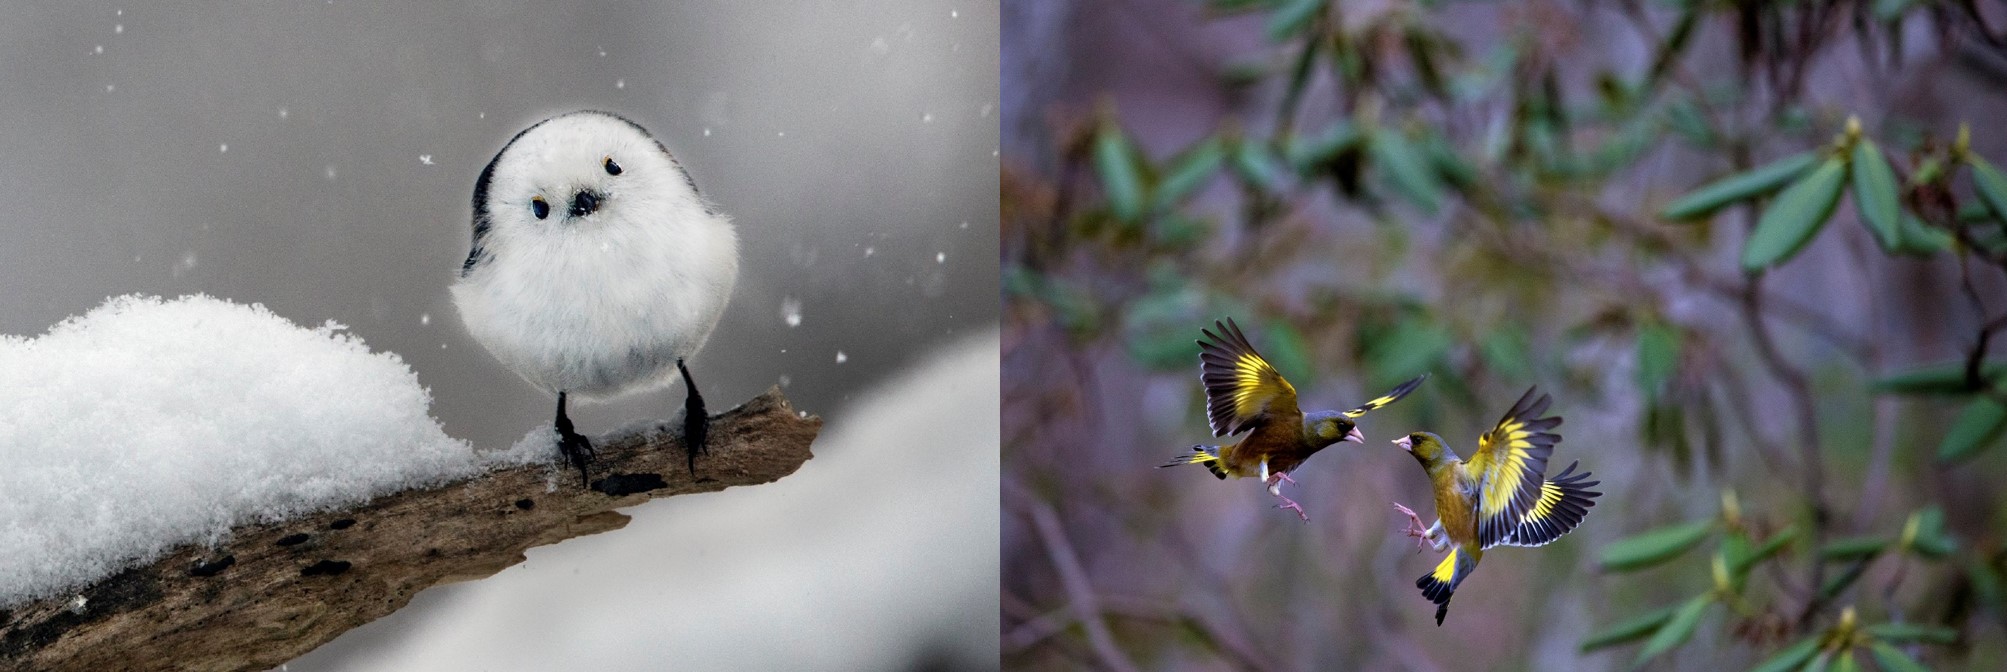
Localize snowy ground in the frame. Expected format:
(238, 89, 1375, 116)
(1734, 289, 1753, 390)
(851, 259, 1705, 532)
(288, 327, 1000, 671)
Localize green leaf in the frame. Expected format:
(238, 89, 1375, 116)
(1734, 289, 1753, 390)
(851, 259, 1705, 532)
(1265, 0, 1323, 41)
(1633, 594, 1712, 668)
(1636, 322, 1679, 403)
(1867, 643, 1928, 672)
(1747, 635, 1823, 672)
(1150, 138, 1225, 214)
(1284, 121, 1361, 171)
(1871, 360, 2007, 395)
(1819, 535, 1890, 560)
(1232, 138, 1287, 193)
(1742, 156, 1848, 271)
(1970, 558, 2005, 615)
(1851, 139, 1903, 251)
(1580, 604, 1677, 652)
(1601, 521, 1714, 572)
(1937, 396, 2007, 463)
(1969, 155, 2007, 222)
(1865, 622, 1957, 644)
(1820, 560, 1870, 601)
(1832, 650, 1859, 672)
(1874, 0, 1915, 21)
(1801, 650, 1834, 672)
(1369, 129, 1444, 214)
(1660, 152, 1818, 221)
(1732, 525, 1800, 575)
(1893, 213, 1951, 256)
(1094, 126, 1148, 224)
(1903, 507, 1957, 558)
(1120, 286, 1204, 370)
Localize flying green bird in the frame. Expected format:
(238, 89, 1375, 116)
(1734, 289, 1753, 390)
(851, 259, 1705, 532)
(1160, 318, 1426, 521)
(1391, 387, 1601, 625)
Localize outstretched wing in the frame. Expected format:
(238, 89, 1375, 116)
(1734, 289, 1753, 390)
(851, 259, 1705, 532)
(1491, 461, 1601, 549)
(1341, 374, 1429, 419)
(1198, 318, 1299, 437)
(1465, 387, 1562, 549)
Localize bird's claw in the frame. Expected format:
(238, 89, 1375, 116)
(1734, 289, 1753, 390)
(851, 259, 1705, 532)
(1393, 502, 1431, 553)
(1275, 497, 1310, 522)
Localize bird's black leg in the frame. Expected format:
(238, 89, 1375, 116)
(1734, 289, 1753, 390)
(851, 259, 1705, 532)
(678, 358, 707, 478)
(554, 391, 595, 487)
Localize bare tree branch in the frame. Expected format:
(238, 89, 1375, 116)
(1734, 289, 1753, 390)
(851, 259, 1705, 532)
(0, 387, 820, 672)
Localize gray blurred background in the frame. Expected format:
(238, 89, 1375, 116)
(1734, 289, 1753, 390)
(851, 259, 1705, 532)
(0, 0, 998, 669)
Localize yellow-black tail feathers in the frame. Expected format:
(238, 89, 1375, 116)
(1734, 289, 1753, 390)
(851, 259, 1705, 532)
(1495, 461, 1601, 548)
(1415, 547, 1479, 626)
(1341, 373, 1429, 419)
(1159, 445, 1229, 480)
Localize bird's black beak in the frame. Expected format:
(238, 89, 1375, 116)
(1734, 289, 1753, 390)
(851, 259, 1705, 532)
(569, 190, 601, 218)
(1394, 436, 1413, 453)
(1343, 427, 1365, 444)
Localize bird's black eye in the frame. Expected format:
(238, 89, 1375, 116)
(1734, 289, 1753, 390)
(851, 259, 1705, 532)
(603, 157, 622, 176)
(531, 196, 550, 220)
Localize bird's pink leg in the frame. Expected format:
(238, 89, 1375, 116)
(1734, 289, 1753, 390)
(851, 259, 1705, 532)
(1266, 471, 1308, 522)
(1393, 502, 1432, 553)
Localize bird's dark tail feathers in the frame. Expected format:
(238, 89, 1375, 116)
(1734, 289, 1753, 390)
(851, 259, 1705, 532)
(1416, 547, 1478, 626)
(1159, 446, 1228, 480)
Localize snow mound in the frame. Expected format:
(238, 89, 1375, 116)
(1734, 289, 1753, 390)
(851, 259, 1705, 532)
(0, 295, 509, 607)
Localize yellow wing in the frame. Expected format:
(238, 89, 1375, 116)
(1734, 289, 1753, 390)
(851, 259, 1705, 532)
(1465, 386, 1562, 549)
(1341, 374, 1428, 419)
(1197, 318, 1299, 437)
(1492, 461, 1601, 549)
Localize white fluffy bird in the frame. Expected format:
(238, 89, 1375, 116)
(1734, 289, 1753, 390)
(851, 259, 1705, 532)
(452, 110, 739, 486)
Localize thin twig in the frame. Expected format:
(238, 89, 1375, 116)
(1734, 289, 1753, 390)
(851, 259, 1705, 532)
(1027, 500, 1142, 672)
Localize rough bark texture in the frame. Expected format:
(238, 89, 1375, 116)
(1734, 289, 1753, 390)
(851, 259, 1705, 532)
(0, 387, 819, 672)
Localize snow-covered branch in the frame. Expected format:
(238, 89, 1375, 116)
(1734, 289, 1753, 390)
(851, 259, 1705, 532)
(0, 387, 819, 671)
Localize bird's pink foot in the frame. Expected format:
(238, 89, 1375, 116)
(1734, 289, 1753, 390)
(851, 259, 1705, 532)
(1393, 502, 1431, 553)
(1275, 495, 1309, 522)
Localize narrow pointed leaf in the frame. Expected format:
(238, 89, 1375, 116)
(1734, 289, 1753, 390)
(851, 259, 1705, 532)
(1265, 0, 1323, 40)
(1970, 156, 2007, 222)
(1633, 594, 1712, 667)
(1871, 361, 2007, 395)
(1285, 121, 1361, 170)
(1894, 213, 1951, 255)
(1867, 643, 1928, 672)
(1732, 525, 1799, 575)
(1748, 635, 1823, 672)
(1661, 152, 1817, 221)
(1937, 396, 2007, 463)
(1636, 322, 1679, 402)
(1865, 622, 1957, 644)
(1601, 521, 1714, 572)
(1150, 138, 1226, 213)
(1232, 139, 1287, 193)
(1819, 535, 1889, 560)
(1094, 127, 1147, 223)
(1802, 650, 1834, 672)
(1369, 129, 1443, 214)
(1742, 156, 1847, 271)
(1832, 650, 1859, 672)
(1580, 604, 1677, 652)
(1851, 139, 1903, 250)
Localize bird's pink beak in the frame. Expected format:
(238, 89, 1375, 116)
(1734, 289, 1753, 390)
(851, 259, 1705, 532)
(1344, 427, 1365, 444)
(1394, 436, 1412, 453)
